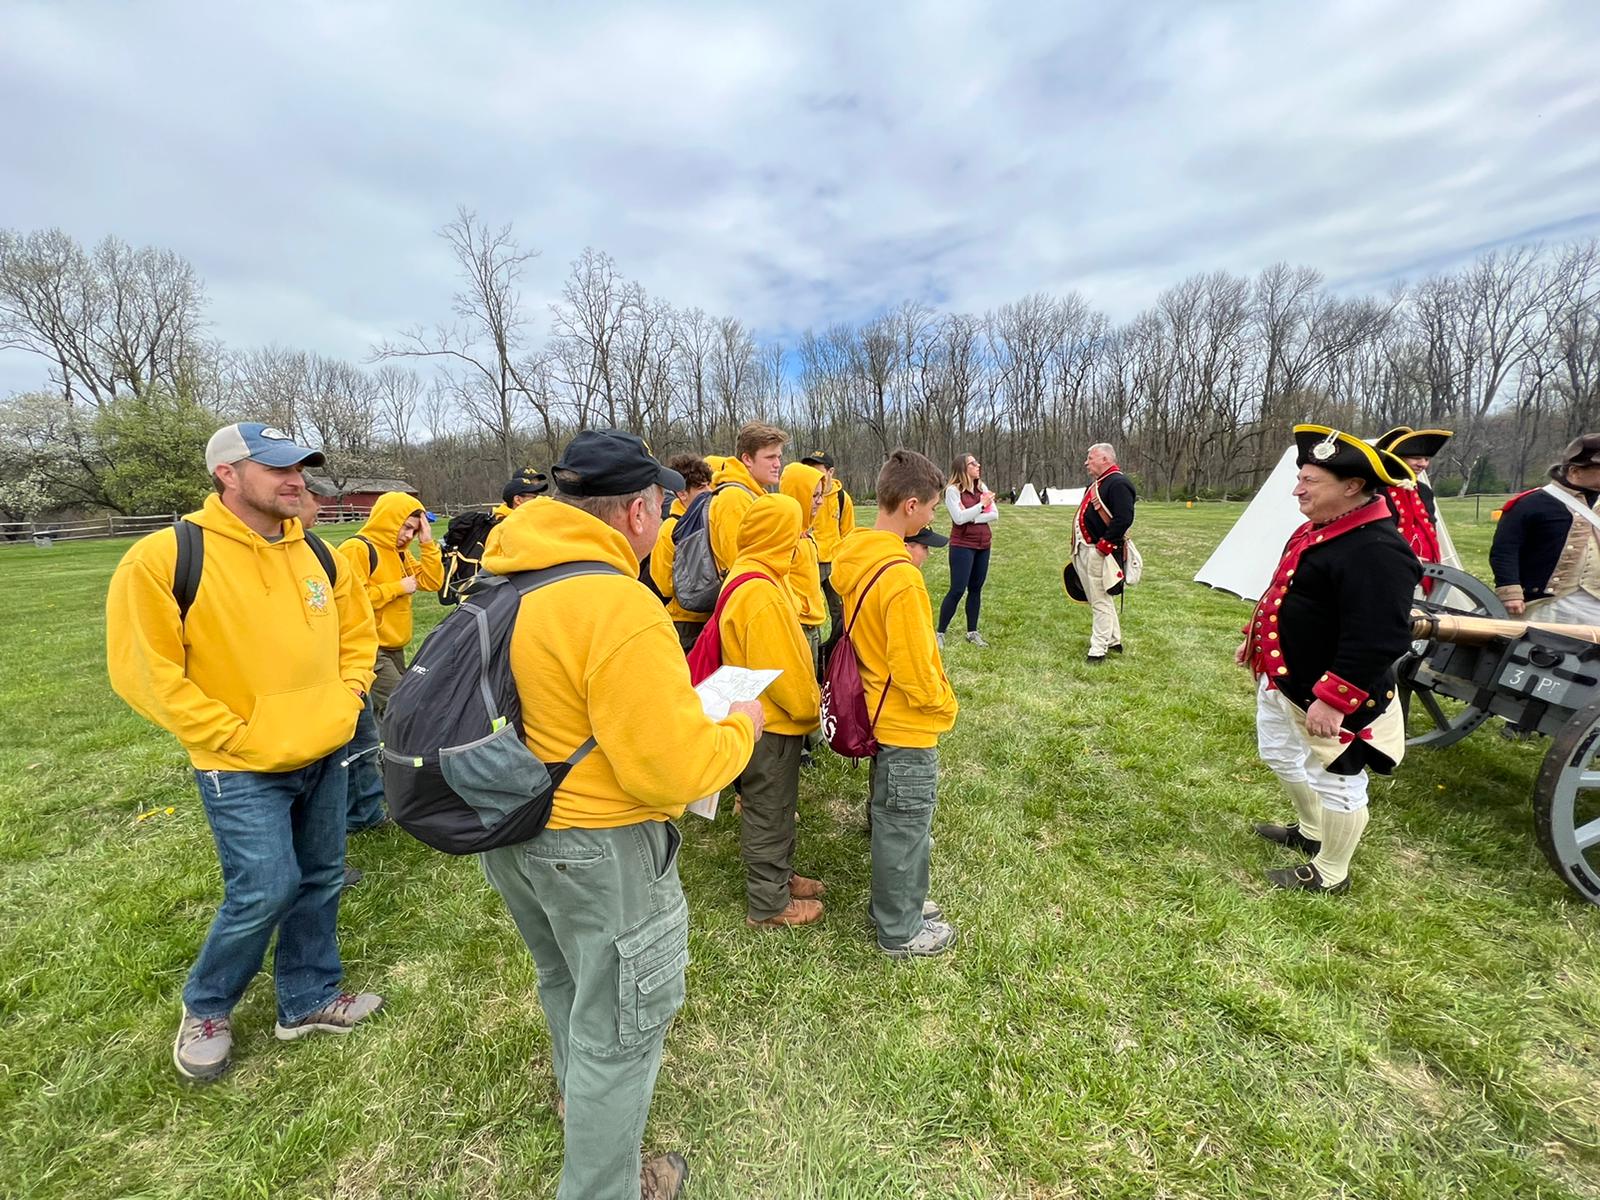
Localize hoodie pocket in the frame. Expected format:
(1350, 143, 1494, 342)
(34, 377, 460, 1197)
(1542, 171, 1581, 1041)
(227, 680, 362, 772)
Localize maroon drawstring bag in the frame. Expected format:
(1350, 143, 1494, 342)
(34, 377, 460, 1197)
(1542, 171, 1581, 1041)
(820, 560, 908, 759)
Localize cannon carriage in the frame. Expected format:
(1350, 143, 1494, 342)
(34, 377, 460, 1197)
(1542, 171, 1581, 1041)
(1400, 562, 1600, 906)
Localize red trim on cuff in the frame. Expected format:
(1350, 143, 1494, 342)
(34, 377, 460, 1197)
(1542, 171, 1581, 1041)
(1095, 539, 1116, 556)
(1312, 672, 1368, 714)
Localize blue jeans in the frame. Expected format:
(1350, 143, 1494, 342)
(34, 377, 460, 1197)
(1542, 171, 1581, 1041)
(184, 755, 347, 1024)
(344, 699, 387, 831)
(938, 545, 991, 634)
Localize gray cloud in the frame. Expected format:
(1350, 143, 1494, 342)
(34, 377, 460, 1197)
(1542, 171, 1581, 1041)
(3, 0, 1598, 395)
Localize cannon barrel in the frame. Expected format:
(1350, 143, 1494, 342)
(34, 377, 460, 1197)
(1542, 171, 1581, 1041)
(1410, 610, 1600, 647)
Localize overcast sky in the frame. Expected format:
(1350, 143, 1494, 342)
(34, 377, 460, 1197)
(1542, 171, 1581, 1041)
(3, 0, 1599, 397)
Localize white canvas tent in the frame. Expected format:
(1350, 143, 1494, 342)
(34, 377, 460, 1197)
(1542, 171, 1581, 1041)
(1015, 482, 1041, 506)
(1194, 445, 1461, 601)
(1045, 487, 1085, 506)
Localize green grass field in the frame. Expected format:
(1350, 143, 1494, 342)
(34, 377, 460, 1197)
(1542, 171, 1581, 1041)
(2, 499, 1597, 1199)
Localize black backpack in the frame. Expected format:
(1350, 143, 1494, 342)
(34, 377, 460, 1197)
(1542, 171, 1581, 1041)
(438, 510, 500, 606)
(381, 560, 622, 854)
(172, 518, 338, 620)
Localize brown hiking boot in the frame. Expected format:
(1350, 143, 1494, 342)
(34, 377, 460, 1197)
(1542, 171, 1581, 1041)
(640, 1151, 689, 1199)
(746, 898, 823, 928)
(788, 873, 826, 900)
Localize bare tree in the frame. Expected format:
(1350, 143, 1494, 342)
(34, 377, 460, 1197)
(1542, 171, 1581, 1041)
(376, 207, 539, 475)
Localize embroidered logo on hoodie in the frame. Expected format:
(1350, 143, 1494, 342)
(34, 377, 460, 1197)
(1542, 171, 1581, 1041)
(305, 577, 329, 613)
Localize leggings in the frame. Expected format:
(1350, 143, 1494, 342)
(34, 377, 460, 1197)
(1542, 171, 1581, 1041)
(938, 545, 991, 633)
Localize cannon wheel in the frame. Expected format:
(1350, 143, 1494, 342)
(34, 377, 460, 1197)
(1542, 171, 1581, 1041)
(1533, 699, 1600, 907)
(1399, 563, 1509, 748)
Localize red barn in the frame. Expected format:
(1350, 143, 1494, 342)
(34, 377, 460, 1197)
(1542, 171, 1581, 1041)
(305, 476, 419, 515)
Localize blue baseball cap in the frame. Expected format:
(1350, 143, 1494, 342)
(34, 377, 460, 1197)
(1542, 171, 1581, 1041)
(205, 422, 326, 473)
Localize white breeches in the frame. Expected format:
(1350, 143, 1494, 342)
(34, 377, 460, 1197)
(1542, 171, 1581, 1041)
(1255, 678, 1369, 813)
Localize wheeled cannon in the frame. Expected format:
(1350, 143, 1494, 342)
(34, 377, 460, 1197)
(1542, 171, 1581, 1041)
(1400, 563, 1600, 906)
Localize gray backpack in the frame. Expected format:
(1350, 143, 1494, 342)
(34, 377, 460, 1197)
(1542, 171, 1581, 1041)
(670, 481, 753, 613)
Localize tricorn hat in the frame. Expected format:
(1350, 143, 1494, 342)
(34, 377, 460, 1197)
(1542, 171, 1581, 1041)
(1062, 551, 1128, 603)
(1558, 434, 1600, 470)
(1294, 425, 1414, 488)
(1374, 425, 1452, 460)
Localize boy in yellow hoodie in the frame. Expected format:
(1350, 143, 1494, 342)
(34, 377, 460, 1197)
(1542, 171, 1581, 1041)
(337, 491, 444, 834)
(717, 493, 825, 927)
(778, 461, 828, 672)
(106, 422, 383, 1082)
(708, 422, 786, 573)
(830, 449, 960, 958)
(800, 449, 856, 636)
(650, 453, 714, 653)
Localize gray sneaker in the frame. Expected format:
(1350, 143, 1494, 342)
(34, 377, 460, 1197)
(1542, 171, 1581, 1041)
(274, 991, 384, 1040)
(922, 898, 944, 922)
(879, 918, 957, 959)
(965, 630, 989, 648)
(936, 632, 945, 649)
(173, 1008, 232, 1081)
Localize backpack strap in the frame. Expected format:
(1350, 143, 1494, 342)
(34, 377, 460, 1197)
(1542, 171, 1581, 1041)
(352, 534, 378, 573)
(844, 558, 917, 730)
(173, 519, 203, 622)
(496, 560, 626, 766)
(172, 521, 339, 623)
(305, 532, 339, 584)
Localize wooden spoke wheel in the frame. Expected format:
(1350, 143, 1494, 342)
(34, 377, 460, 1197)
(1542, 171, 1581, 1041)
(1533, 698, 1600, 907)
(1399, 564, 1508, 749)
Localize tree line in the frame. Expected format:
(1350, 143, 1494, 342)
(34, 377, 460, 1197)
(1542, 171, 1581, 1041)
(3, 211, 1598, 518)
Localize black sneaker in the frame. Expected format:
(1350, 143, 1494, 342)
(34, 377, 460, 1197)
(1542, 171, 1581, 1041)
(1253, 820, 1322, 856)
(1264, 862, 1349, 894)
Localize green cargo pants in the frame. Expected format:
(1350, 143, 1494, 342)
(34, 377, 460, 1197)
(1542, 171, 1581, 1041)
(740, 731, 804, 919)
(869, 744, 939, 947)
(480, 819, 689, 1200)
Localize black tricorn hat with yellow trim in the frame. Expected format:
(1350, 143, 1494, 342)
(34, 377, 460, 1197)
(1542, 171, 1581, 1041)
(1294, 425, 1415, 488)
(1374, 425, 1452, 459)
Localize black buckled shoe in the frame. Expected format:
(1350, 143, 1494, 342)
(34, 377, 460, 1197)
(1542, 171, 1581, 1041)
(1109, 643, 1124, 654)
(1252, 820, 1322, 856)
(1264, 862, 1349, 894)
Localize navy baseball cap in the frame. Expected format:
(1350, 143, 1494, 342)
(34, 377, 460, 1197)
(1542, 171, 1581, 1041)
(552, 430, 685, 497)
(503, 467, 549, 504)
(906, 525, 949, 548)
(800, 449, 835, 469)
(205, 422, 325, 473)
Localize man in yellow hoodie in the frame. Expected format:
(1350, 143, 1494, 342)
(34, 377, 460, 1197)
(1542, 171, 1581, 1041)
(718, 492, 825, 928)
(831, 449, 960, 959)
(337, 492, 444, 834)
(106, 422, 384, 1082)
(649, 453, 714, 653)
(801, 449, 856, 637)
(476, 429, 764, 1200)
(708, 421, 786, 574)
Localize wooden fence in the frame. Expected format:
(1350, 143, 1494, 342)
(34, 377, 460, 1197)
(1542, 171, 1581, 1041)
(0, 502, 496, 546)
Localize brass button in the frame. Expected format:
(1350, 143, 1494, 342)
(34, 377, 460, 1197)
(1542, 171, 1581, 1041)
(1276, 667, 1288, 676)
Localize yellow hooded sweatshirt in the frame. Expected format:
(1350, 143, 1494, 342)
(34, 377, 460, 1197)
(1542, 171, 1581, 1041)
(811, 476, 857, 563)
(106, 493, 378, 773)
(717, 494, 821, 735)
(480, 497, 755, 828)
(778, 462, 827, 628)
(708, 455, 765, 573)
(338, 491, 444, 650)
(830, 529, 958, 748)
(649, 496, 710, 626)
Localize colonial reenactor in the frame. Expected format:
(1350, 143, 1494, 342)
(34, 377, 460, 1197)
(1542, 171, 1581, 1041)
(1490, 434, 1600, 621)
(1374, 425, 1453, 562)
(1240, 426, 1422, 894)
(1072, 442, 1136, 663)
